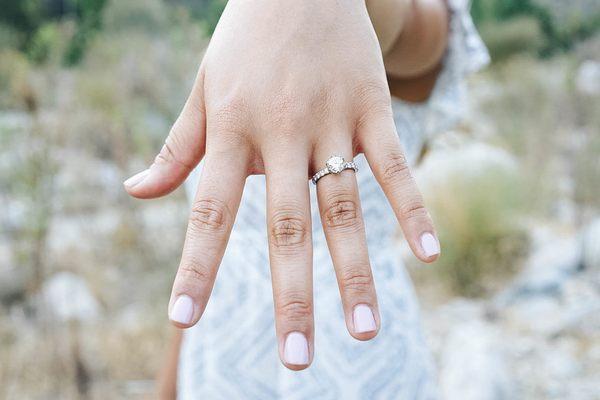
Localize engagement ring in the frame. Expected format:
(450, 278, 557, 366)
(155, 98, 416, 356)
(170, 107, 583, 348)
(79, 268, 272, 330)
(311, 155, 358, 185)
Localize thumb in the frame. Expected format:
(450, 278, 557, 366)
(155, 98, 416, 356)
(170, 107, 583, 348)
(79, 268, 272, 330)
(124, 69, 206, 199)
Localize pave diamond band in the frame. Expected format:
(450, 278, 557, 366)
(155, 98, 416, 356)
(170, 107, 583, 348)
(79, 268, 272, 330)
(311, 155, 358, 185)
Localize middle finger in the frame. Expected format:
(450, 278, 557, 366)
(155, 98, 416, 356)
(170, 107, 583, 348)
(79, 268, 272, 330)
(264, 146, 314, 371)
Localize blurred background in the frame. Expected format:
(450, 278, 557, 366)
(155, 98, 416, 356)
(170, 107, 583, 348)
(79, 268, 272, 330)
(0, 0, 598, 399)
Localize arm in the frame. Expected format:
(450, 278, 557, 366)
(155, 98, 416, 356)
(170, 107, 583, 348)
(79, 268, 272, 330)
(156, 328, 182, 400)
(133, 0, 442, 375)
(368, 0, 449, 101)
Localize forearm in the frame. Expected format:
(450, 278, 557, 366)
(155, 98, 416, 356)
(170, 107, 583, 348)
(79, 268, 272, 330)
(367, 0, 449, 78)
(366, 0, 412, 53)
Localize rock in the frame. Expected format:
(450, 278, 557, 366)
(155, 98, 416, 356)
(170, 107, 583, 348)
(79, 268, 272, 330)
(556, 275, 600, 336)
(582, 218, 600, 271)
(46, 210, 121, 263)
(502, 267, 600, 337)
(496, 234, 581, 303)
(504, 296, 563, 336)
(52, 150, 123, 213)
(416, 141, 518, 188)
(575, 60, 600, 96)
(39, 272, 100, 323)
(542, 340, 582, 379)
(114, 303, 153, 333)
(422, 299, 487, 357)
(439, 321, 514, 400)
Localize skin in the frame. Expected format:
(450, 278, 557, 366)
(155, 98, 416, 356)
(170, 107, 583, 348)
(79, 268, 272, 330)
(125, 0, 449, 387)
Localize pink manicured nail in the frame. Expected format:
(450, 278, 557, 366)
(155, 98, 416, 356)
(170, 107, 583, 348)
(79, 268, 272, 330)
(420, 232, 440, 257)
(123, 169, 150, 188)
(169, 295, 194, 325)
(353, 304, 376, 333)
(284, 332, 309, 365)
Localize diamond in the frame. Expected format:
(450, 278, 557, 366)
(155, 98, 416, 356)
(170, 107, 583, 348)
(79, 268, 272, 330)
(326, 156, 345, 174)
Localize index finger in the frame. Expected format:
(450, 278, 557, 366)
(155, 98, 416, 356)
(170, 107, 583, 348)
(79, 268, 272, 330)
(168, 147, 248, 328)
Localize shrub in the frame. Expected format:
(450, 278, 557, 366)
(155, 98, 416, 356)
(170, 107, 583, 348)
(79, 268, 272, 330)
(0, 49, 31, 109)
(27, 23, 61, 64)
(416, 152, 530, 297)
(0, 23, 21, 50)
(479, 17, 545, 61)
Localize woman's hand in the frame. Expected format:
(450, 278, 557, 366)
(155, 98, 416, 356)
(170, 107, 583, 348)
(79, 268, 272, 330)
(124, 0, 440, 370)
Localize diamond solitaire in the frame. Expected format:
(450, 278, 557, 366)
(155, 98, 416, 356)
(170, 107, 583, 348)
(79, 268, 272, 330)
(326, 156, 345, 173)
(311, 155, 358, 185)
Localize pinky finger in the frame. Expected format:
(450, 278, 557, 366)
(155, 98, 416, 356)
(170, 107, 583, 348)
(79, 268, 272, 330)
(359, 114, 440, 262)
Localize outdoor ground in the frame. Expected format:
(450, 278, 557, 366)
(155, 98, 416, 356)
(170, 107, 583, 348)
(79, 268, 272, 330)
(0, 1, 599, 398)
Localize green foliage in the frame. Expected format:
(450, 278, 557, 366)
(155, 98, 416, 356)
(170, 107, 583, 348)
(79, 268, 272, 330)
(0, 49, 32, 109)
(574, 132, 600, 210)
(0, 0, 106, 65)
(0, 0, 46, 33)
(471, 0, 600, 59)
(0, 24, 22, 50)
(479, 17, 545, 61)
(27, 23, 61, 64)
(102, 0, 170, 33)
(64, 0, 107, 65)
(167, 0, 226, 34)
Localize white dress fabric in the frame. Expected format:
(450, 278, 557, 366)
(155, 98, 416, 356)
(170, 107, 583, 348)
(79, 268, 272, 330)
(179, 1, 489, 398)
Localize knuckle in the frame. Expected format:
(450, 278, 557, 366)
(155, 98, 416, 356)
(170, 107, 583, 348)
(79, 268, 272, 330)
(381, 151, 410, 185)
(339, 267, 373, 294)
(155, 134, 193, 170)
(353, 80, 392, 117)
(189, 198, 229, 233)
(268, 89, 300, 119)
(270, 209, 308, 249)
(278, 293, 313, 322)
(309, 85, 335, 123)
(209, 97, 248, 132)
(178, 261, 212, 285)
(399, 200, 427, 221)
(266, 89, 308, 136)
(323, 196, 360, 230)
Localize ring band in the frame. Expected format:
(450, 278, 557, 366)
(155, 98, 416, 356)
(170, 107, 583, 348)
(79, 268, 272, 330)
(311, 155, 358, 185)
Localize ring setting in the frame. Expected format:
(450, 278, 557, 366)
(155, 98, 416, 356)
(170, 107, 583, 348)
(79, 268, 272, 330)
(312, 155, 358, 184)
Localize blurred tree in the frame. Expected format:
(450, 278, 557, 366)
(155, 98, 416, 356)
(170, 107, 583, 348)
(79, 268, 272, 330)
(63, 0, 107, 65)
(471, 0, 600, 57)
(0, 0, 106, 65)
(165, 0, 226, 34)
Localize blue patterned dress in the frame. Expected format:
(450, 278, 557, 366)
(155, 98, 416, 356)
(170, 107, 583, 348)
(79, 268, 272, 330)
(179, 1, 489, 398)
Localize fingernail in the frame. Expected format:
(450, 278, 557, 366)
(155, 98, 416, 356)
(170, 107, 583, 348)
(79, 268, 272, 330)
(123, 169, 150, 188)
(353, 304, 377, 333)
(420, 232, 440, 257)
(169, 295, 194, 325)
(284, 332, 309, 365)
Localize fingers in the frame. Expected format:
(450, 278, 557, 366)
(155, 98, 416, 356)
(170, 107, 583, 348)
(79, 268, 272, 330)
(359, 112, 440, 262)
(264, 150, 313, 370)
(124, 69, 206, 199)
(168, 146, 249, 329)
(314, 145, 379, 341)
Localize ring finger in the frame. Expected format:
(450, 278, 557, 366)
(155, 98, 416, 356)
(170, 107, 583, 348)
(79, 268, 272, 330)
(314, 141, 379, 341)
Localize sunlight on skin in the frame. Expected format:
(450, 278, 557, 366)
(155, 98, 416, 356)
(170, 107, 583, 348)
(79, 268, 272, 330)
(123, 1, 448, 388)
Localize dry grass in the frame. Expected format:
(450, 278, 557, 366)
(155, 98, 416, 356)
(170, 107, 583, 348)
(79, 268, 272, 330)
(411, 35, 600, 300)
(0, 0, 599, 396)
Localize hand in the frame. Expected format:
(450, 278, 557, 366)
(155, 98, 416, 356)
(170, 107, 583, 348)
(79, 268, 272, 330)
(124, 0, 440, 370)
